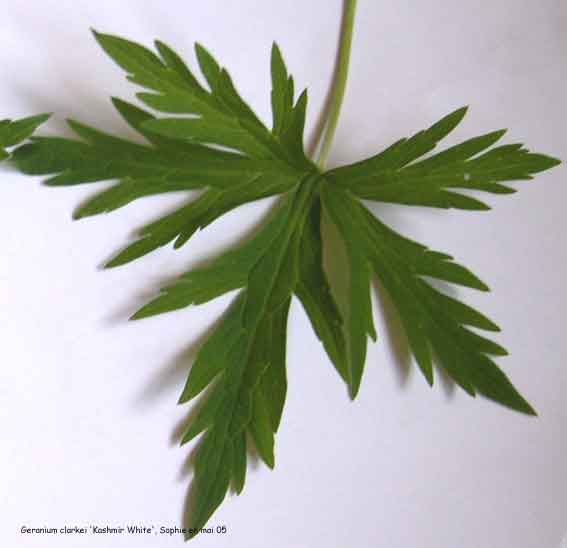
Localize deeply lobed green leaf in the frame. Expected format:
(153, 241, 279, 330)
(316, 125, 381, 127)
(322, 185, 535, 414)
(4, 32, 561, 540)
(326, 107, 561, 210)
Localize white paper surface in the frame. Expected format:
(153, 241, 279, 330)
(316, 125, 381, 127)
(1, 1, 566, 547)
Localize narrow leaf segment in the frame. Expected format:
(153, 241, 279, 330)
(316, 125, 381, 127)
(0, 114, 49, 160)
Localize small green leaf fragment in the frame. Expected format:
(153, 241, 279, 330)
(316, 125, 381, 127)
(187, 428, 233, 537)
(260, 299, 291, 432)
(180, 384, 226, 445)
(93, 30, 165, 75)
(178, 293, 246, 403)
(0, 113, 50, 148)
(132, 197, 295, 317)
(105, 198, 211, 268)
(248, 384, 275, 469)
(321, 185, 376, 397)
(155, 39, 203, 91)
(194, 43, 222, 91)
(270, 42, 289, 135)
(231, 433, 247, 495)
(244, 176, 317, 329)
(296, 198, 348, 381)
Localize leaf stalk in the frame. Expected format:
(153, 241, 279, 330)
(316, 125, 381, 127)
(316, 0, 358, 168)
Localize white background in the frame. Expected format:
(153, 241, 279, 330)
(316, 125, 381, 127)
(1, 1, 566, 547)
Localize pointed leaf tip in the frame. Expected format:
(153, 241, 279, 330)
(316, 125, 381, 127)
(35, 113, 52, 123)
(103, 256, 121, 269)
(444, 105, 469, 126)
(91, 28, 104, 42)
(271, 41, 283, 60)
(72, 208, 87, 221)
(129, 304, 154, 321)
(348, 385, 359, 401)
